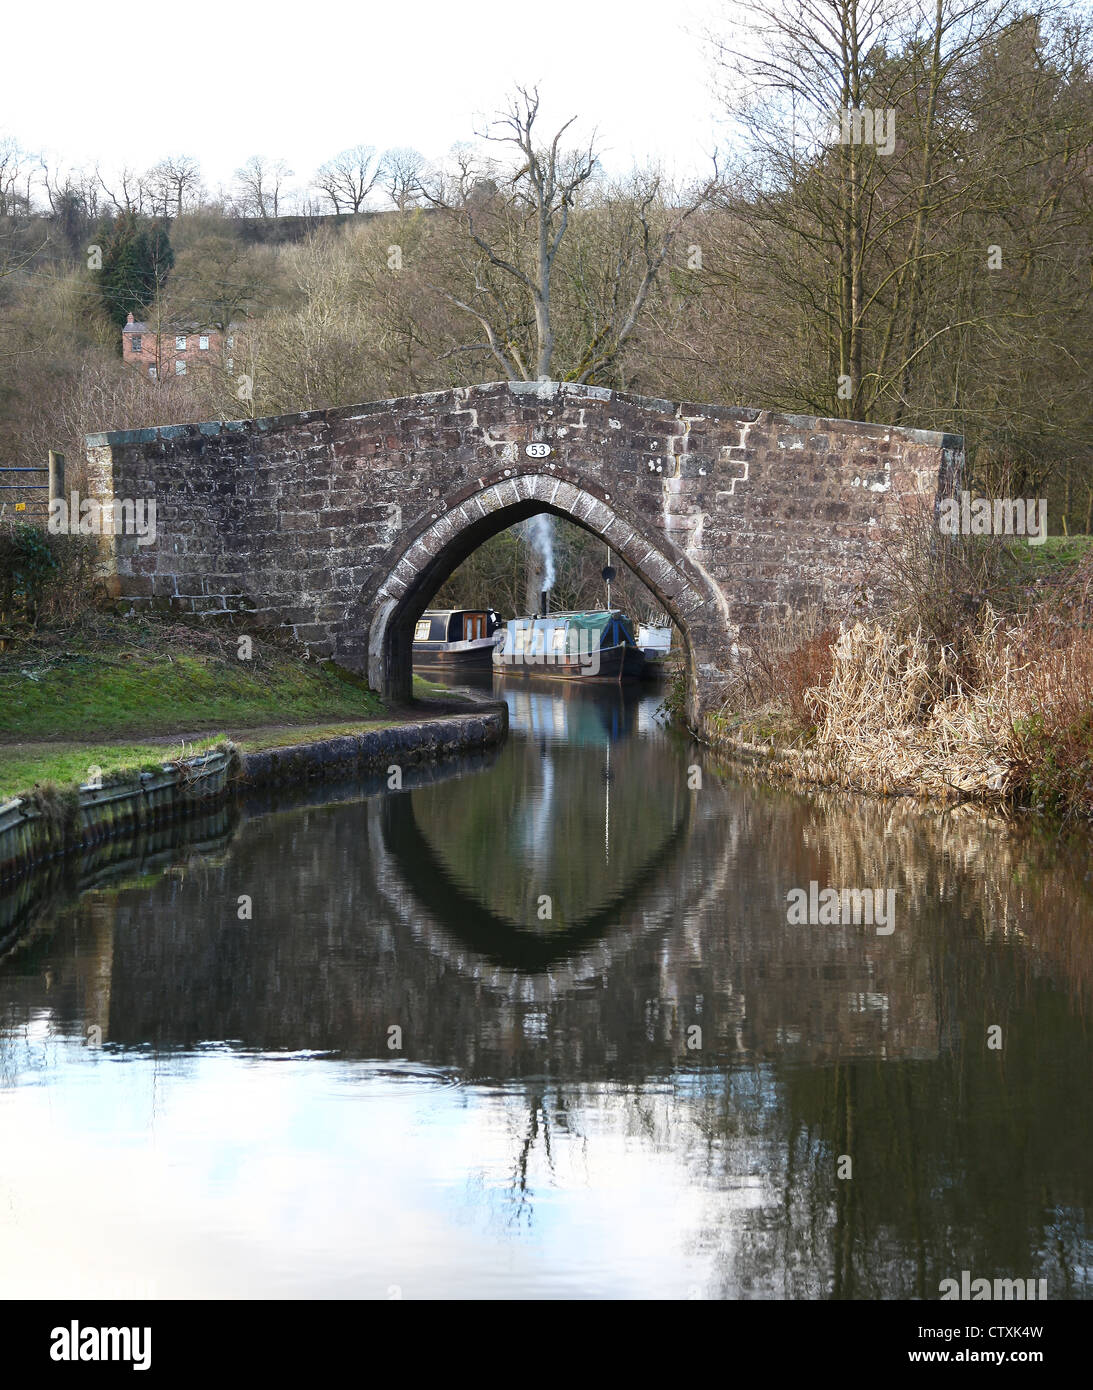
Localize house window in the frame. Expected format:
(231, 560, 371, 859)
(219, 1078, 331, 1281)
(175, 335, 187, 351)
(131, 335, 142, 352)
(148, 365, 157, 379)
(199, 336, 209, 351)
(175, 360, 186, 375)
(414, 619, 431, 641)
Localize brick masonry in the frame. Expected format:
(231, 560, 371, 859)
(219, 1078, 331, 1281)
(84, 380, 963, 728)
(122, 317, 228, 379)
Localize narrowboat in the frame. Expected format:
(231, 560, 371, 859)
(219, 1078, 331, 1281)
(412, 609, 501, 672)
(636, 621, 674, 678)
(492, 610, 646, 682)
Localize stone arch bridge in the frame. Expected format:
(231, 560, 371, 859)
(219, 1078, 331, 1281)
(86, 381, 961, 727)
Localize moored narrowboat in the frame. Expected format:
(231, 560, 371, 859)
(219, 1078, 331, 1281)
(493, 610, 645, 682)
(636, 621, 675, 679)
(412, 609, 501, 672)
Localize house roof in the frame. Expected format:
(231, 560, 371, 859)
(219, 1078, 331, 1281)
(123, 320, 231, 336)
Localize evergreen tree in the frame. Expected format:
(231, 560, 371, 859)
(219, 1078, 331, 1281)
(94, 211, 174, 332)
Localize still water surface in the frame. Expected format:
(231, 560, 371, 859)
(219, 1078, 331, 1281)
(1, 679, 1091, 1299)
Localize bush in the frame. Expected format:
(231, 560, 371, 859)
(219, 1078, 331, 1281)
(0, 522, 58, 624)
(38, 531, 103, 621)
(873, 498, 1083, 667)
(1004, 588, 1093, 821)
(0, 521, 101, 627)
(712, 605, 838, 731)
(774, 627, 838, 730)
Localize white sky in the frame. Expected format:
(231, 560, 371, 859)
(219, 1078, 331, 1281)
(3, 0, 726, 202)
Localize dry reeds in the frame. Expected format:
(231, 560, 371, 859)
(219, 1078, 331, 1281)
(798, 589, 1093, 818)
(802, 613, 1015, 800)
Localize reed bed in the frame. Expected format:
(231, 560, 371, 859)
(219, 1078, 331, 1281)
(801, 614, 1014, 801)
(792, 603, 1093, 818)
(711, 540, 1093, 821)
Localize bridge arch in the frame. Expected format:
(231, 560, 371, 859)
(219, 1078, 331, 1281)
(348, 469, 720, 718)
(86, 380, 960, 731)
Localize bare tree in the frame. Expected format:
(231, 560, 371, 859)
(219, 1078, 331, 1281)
(234, 156, 293, 218)
(35, 158, 103, 255)
(314, 145, 382, 213)
(170, 235, 281, 330)
(708, 0, 1041, 421)
(424, 86, 715, 383)
(561, 169, 717, 385)
(96, 165, 149, 216)
(146, 155, 203, 219)
(0, 138, 33, 217)
(379, 147, 429, 211)
(423, 89, 598, 380)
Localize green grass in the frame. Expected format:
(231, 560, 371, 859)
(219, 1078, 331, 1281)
(410, 674, 458, 700)
(0, 644, 385, 741)
(0, 695, 461, 803)
(0, 614, 471, 801)
(0, 740, 222, 803)
(709, 705, 811, 748)
(1007, 533, 1093, 572)
(0, 722, 409, 802)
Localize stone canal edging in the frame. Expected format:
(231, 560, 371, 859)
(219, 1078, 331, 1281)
(0, 702, 508, 887)
(235, 705, 507, 789)
(0, 750, 235, 887)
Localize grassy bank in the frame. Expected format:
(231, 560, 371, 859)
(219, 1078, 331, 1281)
(0, 612, 455, 801)
(0, 612, 389, 741)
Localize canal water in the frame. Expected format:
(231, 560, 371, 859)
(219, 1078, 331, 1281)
(1, 678, 1090, 1299)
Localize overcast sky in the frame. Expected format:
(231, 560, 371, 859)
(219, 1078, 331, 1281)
(4, 0, 725, 201)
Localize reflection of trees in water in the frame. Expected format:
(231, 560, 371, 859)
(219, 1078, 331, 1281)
(9, 763, 1093, 1071)
(747, 779, 1093, 1013)
(698, 1022, 1093, 1299)
(505, 1089, 558, 1230)
(2, 746, 1092, 1296)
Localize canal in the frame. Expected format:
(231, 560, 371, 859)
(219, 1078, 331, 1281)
(1, 678, 1090, 1299)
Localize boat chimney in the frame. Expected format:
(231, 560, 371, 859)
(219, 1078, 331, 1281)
(540, 589, 549, 616)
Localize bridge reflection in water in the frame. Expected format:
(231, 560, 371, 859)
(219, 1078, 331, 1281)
(1, 679, 1091, 1299)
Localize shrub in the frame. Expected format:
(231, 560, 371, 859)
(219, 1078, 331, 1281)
(0, 522, 101, 627)
(774, 627, 838, 730)
(1004, 593, 1093, 822)
(712, 606, 838, 731)
(0, 522, 58, 624)
(38, 531, 103, 621)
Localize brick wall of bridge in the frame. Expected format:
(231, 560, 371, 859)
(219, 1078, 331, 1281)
(85, 381, 961, 725)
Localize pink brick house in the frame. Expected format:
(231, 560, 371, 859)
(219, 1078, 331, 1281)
(122, 313, 238, 380)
